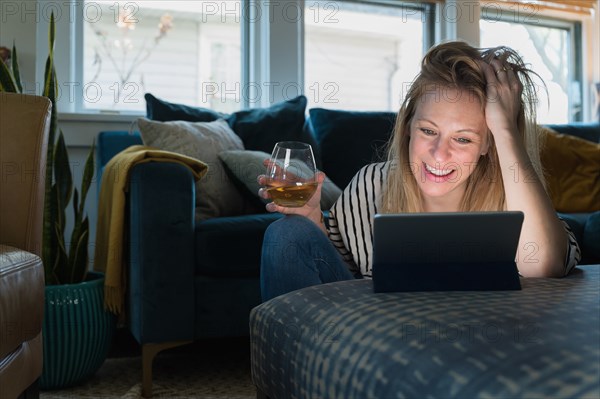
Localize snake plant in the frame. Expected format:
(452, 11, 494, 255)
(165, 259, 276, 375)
(0, 12, 94, 285)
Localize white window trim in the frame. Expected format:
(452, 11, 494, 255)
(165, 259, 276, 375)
(8, 0, 598, 121)
(245, 0, 304, 108)
(31, 0, 304, 115)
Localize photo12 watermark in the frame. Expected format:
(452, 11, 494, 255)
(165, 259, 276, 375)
(0, 1, 344, 24)
(403, 1, 541, 24)
(201, 81, 340, 105)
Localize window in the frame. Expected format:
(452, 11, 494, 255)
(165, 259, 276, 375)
(82, 0, 242, 113)
(304, 1, 433, 111)
(480, 12, 582, 123)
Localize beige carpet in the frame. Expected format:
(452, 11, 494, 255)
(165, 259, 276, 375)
(40, 337, 256, 399)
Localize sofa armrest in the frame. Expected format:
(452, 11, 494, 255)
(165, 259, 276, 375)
(558, 212, 600, 265)
(0, 246, 44, 398)
(127, 162, 196, 343)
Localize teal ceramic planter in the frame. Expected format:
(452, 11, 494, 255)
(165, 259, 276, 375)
(40, 271, 116, 390)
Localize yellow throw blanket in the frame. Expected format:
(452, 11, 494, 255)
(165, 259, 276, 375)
(94, 145, 208, 314)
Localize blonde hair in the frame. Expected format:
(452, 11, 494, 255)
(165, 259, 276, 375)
(382, 41, 545, 213)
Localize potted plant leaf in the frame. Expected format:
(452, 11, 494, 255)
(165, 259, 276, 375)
(0, 12, 115, 389)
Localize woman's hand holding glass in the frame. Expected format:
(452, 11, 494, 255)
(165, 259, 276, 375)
(257, 141, 325, 225)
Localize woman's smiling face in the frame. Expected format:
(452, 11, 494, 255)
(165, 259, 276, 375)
(408, 87, 490, 211)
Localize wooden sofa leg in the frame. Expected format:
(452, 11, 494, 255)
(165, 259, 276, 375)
(141, 340, 192, 398)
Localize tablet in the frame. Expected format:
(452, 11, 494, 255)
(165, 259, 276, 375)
(372, 212, 524, 292)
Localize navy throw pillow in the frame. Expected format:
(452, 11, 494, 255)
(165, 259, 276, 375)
(228, 95, 315, 154)
(308, 108, 396, 188)
(145, 93, 224, 122)
(144, 93, 314, 155)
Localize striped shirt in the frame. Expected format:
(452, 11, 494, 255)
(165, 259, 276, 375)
(326, 162, 581, 278)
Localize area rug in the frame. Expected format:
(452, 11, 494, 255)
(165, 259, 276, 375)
(40, 337, 255, 399)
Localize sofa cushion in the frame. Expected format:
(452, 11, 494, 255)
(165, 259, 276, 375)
(145, 93, 315, 155)
(540, 127, 600, 213)
(227, 95, 315, 154)
(145, 93, 224, 122)
(308, 108, 395, 188)
(137, 118, 248, 220)
(583, 211, 600, 262)
(194, 213, 283, 277)
(218, 150, 342, 211)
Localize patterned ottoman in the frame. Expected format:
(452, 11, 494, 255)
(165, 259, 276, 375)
(250, 266, 600, 399)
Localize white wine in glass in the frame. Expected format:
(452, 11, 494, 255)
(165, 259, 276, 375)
(266, 141, 318, 207)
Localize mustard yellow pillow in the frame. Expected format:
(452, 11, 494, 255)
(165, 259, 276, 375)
(540, 127, 600, 213)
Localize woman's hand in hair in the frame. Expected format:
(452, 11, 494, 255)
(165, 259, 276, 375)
(480, 59, 523, 139)
(480, 58, 568, 277)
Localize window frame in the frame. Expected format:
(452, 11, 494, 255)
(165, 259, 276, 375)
(309, 0, 436, 51)
(301, 0, 436, 111)
(23, 1, 594, 120)
(72, 1, 247, 114)
(480, 6, 584, 122)
(68, 0, 437, 115)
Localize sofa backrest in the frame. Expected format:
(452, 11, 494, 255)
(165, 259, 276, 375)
(307, 109, 396, 188)
(544, 122, 600, 143)
(95, 120, 598, 203)
(96, 131, 143, 195)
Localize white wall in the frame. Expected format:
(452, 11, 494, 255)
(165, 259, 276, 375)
(0, 0, 38, 86)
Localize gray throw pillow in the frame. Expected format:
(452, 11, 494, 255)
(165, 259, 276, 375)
(138, 118, 246, 220)
(218, 150, 342, 211)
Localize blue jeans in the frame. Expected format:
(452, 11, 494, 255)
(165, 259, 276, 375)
(260, 215, 355, 301)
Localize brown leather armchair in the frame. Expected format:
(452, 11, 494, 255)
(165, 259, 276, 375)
(0, 92, 51, 399)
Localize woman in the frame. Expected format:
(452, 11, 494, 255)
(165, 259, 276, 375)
(258, 41, 581, 301)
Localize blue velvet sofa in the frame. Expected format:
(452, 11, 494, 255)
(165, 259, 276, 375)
(96, 94, 599, 395)
(543, 122, 600, 265)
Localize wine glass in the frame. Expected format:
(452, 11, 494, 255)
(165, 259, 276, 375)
(265, 141, 318, 208)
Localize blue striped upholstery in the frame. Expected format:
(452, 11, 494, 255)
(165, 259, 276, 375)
(251, 266, 600, 398)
